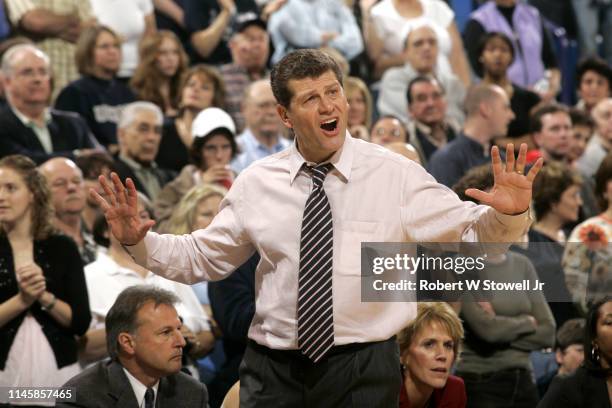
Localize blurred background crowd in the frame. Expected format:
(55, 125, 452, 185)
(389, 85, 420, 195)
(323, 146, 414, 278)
(0, 0, 611, 407)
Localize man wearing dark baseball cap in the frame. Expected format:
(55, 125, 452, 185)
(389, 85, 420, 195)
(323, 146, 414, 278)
(222, 11, 272, 132)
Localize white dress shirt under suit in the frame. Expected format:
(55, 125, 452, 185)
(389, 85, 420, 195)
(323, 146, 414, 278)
(132, 134, 531, 350)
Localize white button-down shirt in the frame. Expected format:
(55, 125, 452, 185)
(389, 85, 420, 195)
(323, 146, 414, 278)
(123, 368, 158, 408)
(137, 134, 531, 349)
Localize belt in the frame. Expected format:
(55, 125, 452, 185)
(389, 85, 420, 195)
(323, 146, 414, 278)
(248, 336, 396, 363)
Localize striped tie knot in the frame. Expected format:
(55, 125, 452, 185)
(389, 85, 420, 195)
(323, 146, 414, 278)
(309, 164, 333, 189)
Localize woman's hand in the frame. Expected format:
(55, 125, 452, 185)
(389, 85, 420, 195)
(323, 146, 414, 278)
(201, 165, 234, 185)
(16, 263, 46, 306)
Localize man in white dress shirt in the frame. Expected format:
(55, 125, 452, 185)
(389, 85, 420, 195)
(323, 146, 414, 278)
(93, 49, 543, 406)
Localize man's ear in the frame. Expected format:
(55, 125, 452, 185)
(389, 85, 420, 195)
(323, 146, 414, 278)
(479, 101, 492, 119)
(555, 349, 564, 366)
(118, 332, 136, 356)
(277, 104, 293, 129)
(532, 131, 542, 148)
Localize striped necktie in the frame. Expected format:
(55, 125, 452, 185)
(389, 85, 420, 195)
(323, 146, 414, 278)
(297, 163, 334, 363)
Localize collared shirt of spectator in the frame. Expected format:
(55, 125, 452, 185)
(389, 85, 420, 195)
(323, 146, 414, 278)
(5, 0, 95, 99)
(0, 44, 99, 164)
(114, 102, 175, 200)
(231, 79, 290, 173)
(39, 158, 98, 265)
(405, 75, 458, 165)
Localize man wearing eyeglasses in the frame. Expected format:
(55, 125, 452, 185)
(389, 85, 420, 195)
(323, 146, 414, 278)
(231, 79, 290, 173)
(113, 101, 175, 200)
(0, 44, 99, 164)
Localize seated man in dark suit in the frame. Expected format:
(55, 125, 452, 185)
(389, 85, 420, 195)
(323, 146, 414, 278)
(0, 44, 100, 164)
(114, 102, 174, 200)
(59, 285, 208, 408)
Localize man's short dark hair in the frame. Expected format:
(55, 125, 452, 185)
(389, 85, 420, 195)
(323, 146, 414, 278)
(74, 152, 117, 180)
(556, 318, 585, 351)
(406, 75, 445, 106)
(475, 32, 515, 78)
(569, 107, 595, 130)
(576, 56, 612, 90)
(105, 285, 179, 360)
(270, 49, 343, 108)
(529, 103, 570, 134)
(452, 164, 494, 203)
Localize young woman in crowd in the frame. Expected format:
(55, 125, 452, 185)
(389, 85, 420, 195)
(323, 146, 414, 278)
(154, 107, 237, 228)
(564, 153, 612, 315)
(398, 302, 466, 408)
(345, 76, 373, 140)
(130, 30, 189, 116)
(538, 296, 612, 407)
(55, 25, 135, 152)
(89, 0, 156, 80)
(0, 155, 91, 403)
(155, 64, 226, 173)
(477, 32, 541, 149)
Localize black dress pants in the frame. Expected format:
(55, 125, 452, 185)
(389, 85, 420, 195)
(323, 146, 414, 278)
(239, 337, 401, 408)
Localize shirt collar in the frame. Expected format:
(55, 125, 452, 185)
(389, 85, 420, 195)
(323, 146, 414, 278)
(119, 153, 158, 171)
(288, 130, 354, 185)
(11, 105, 51, 128)
(242, 128, 286, 151)
(122, 367, 159, 408)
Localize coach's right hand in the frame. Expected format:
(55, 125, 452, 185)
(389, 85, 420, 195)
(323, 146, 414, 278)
(90, 173, 155, 245)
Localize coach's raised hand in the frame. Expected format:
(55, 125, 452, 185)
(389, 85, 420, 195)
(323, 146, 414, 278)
(90, 173, 155, 245)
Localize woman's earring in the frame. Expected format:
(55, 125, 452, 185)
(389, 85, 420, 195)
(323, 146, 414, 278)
(592, 344, 600, 362)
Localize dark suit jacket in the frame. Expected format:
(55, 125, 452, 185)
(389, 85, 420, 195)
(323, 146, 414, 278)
(0, 105, 98, 164)
(113, 156, 175, 200)
(58, 359, 208, 408)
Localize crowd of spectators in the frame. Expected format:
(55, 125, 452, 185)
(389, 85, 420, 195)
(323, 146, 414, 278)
(0, 0, 611, 407)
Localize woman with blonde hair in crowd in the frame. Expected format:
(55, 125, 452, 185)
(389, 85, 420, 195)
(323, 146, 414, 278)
(0, 155, 91, 404)
(161, 183, 227, 236)
(155, 64, 226, 173)
(398, 302, 466, 408)
(345, 76, 373, 140)
(130, 30, 189, 116)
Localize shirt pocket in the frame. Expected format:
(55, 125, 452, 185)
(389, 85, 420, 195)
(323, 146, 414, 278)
(335, 220, 379, 276)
